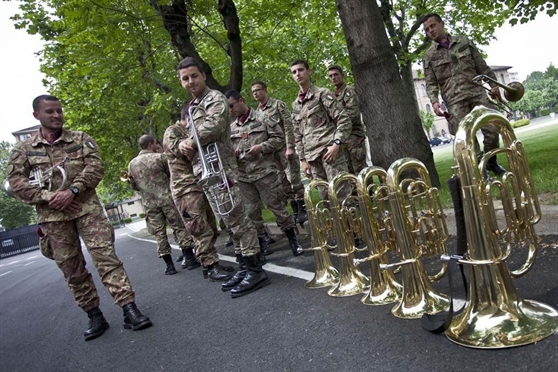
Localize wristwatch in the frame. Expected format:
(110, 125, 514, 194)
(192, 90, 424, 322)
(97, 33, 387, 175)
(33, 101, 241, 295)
(69, 186, 79, 195)
(333, 139, 342, 146)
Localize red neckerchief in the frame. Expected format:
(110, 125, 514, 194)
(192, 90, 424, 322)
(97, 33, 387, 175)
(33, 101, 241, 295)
(239, 108, 251, 124)
(41, 128, 62, 145)
(259, 100, 268, 109)
(298, 91, 308, 102)
(439, 34, 451, 49)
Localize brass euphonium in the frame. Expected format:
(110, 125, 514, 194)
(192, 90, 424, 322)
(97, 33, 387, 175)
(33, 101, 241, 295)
(445, 106, 558, 349)
(355, 167, 402, 306)
(380, 158, 449, 319)
(303, 179, 339, 289)
(327, 173, 370, 297)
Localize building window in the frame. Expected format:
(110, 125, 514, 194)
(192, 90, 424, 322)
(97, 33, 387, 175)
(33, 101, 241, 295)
(500, 73, 505, 84)
(426, 104, 431, 113)
(421, 84, 427, 97)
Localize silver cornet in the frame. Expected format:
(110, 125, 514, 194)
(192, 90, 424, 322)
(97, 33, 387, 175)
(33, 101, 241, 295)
(187, 105, 235, 216)
(2, 159, 68, 198)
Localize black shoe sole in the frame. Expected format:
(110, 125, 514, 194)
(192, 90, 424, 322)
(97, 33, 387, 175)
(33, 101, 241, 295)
(165, 270, 178, 275)
(124, 319, 153, 331)
(209, 273, 235, 282)
(230, 278, 271, 298)
(84, 323, 110, 341)
(182, 262, 201, 270)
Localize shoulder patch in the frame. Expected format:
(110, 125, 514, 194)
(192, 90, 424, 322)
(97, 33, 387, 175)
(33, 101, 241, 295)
(9, 151, 21, 162)
(26, 151, 47, 157)
(85, 141, 96, 149)
(324, 93, 334, 101)
(204, 94, 214, 102)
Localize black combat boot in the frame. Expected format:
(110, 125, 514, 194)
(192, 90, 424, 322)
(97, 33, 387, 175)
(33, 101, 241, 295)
(162, 254, 177, 275)
(296, 200, 308, 224)
(290, 200, 299, 223)
(203, 262, 235, 282)
(175, 254, 183, 263)
(230, 254, 271, 298)
(259, 236, 272, 257)
(122, 302, 152, 331)
(181, 247, 201, 270)
(263, 227, 276, 245)
(84, 307, 109, 341)
(486, 155, 507, 176)
(285, 228, 304, 256)
(221, 254, 247, 292)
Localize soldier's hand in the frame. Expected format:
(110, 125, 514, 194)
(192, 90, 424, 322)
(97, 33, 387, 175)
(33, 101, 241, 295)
(301, 160, 311, 178)
(247, 145, 262, 157)
(433, 102, 444, 117)
(285, 147, 295, 160)
(49, 189, 75, 211)
(179, 140, 196, 160)
(323, 144, 340, 164)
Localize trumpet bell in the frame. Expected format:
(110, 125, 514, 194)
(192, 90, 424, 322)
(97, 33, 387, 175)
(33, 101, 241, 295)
(504, 81, 524, 102)
(2, 179, 15, 198)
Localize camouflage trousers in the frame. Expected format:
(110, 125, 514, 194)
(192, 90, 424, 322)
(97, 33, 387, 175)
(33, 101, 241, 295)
(239, 172, 295, 237)
(39, 208, 135, 312)
(308, 150, 351, 201)
(145, 203, 196, 257)
(275, 146, 304, 202)
(205, 181, 260, 257)
(447, 95, 500, 155)
(174, 191, 220, 266)
(343, 134, 368, 175)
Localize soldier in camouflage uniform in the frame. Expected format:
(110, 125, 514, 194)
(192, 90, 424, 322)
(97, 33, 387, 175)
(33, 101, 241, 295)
(225, 90, 304, 258)
(127, 134, 199, 275)
(290, 59, 353, 200)
(327, 65, 369, 175)
(251, 81, 308, 225)
(166, 57, 270, 298)
(5, 95, 152, 341)
(422, 13, 506, 176)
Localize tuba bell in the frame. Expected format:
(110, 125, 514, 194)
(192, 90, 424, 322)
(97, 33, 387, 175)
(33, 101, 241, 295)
(355, 166, 402, 306)
(303, 179, 339, 289)
(380, 158, 449, 319)
(444, 105, 558, 349)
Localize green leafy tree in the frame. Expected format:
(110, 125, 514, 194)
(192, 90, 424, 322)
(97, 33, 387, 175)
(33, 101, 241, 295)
(420, 110, 435, 138)
(0, 141, 37, 230)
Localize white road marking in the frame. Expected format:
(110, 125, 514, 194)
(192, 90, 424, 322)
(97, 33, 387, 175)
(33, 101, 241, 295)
(7, 260, 22, 266)
(0, 271, 13, 277)
(24, 261, 36, 266)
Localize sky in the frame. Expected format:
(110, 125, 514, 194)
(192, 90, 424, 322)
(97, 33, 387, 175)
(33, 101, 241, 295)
(0, 2, 557, 144)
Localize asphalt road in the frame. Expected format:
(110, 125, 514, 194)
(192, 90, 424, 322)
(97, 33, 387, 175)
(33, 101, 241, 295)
(1, 228, 557, 372)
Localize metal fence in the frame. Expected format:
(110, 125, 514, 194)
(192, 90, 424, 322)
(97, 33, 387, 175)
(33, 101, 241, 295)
(0, 225, 40, 259)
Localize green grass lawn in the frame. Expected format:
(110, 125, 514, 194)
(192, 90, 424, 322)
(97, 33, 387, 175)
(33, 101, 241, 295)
(262, 121, 558, 223)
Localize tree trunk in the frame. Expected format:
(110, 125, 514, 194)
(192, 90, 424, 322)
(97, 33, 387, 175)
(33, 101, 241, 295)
(335, 0, 440, 188)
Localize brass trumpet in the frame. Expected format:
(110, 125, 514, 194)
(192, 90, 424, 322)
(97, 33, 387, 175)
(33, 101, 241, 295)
(445, 105, 558, 349)
(303, 179, 339, 289)
(119, 171, 133, 183)
(472, 74, 525, 117)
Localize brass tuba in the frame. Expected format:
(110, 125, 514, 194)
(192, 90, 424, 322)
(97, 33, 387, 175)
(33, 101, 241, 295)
(2, 160, 68, 198)
(187, 106, 235, 216)
(355, 167, 402, 306)
(327, 173, 370, 297)
(303, 179, 339, 289)
(445, 105, 558, 348)
(380, 158, 449, 319)
(472, 75, 524, 117)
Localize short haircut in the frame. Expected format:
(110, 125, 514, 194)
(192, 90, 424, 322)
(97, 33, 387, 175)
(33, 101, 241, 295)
(32, 95, 59, 111)
(138, 134, 157, 149)
(177, 57, 203, 73)
(327, 65, 344, 75)
(224, 90, 242, 101)
(251, 81, 267, 89)
(422, 13, 442, 23)
(290, 59, 310, 69)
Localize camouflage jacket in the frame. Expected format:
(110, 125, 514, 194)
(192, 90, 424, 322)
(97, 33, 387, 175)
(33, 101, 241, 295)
(256, 97, 295, 149)
(163, 122, 202, 199)
(187, 87, 240, 183)
(335, 83, 366, 139)
(127, 149, 174, 210)
(291, 84, 352, 161)
(230, 109, 285, 183)
(423, 34, 498, 106)
(5, 128, 105, 223)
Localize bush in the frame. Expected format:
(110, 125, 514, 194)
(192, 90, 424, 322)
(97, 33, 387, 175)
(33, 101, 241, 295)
(541, 108, 550, 117)
(139, 213, 145, 218)
(511, 119, 530, 128)
(123, 217, 132, 223)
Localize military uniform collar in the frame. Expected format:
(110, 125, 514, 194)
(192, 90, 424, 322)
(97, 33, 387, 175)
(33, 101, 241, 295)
(261, 98, 273, 110)
(139, 149, 155, 155)
(335, 83, 347, 96)
(192, 86, 212, 105)
(235, 108, 256, 126)
(31, 128, 73, 147)
(297, 84, 317, 103)
(433, 34, 454, 50)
